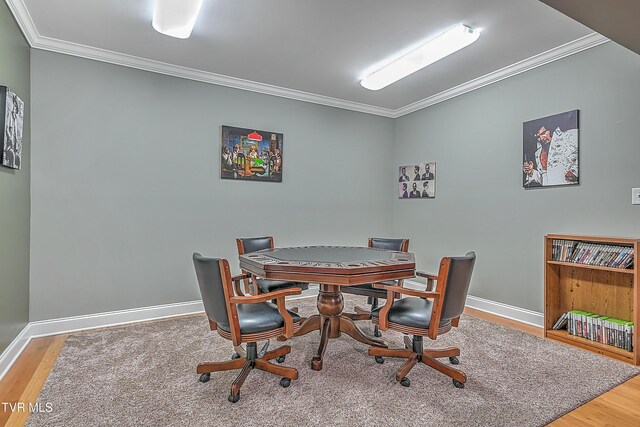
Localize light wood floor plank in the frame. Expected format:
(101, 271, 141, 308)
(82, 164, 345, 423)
(0, 335, 67, 427)
(552, 397, 639, 427)
(0, 337, 52, 427)
(547, 416, 582, 427)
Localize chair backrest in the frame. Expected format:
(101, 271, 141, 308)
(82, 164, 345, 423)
(438, 252, 476, 322)
(192, 253, 233, 327)
(236, 236, 274, 255)
(368, 238, 409, 252)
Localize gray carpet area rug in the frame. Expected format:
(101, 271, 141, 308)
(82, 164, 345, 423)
(27, 295, 639, 427)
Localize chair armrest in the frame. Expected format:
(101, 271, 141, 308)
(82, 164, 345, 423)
(374, 284, 442, 332)
(228, 287, 302, 304)
(416, 271, 438, 281)
(229, 287, 302, 339)
(416, 271, 438, 291)
(231, 273, 252, 296)
(232, 273, 251, 282)
(372, 283, 441, 300)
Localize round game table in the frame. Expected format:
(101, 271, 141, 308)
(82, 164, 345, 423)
(239, 246, 416, 370)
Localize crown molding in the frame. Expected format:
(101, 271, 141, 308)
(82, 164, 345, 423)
(4, 1, 395, 117)
(393, 33, 609, 117)
(6, 0, 608, 119)
(28, 35, 397, 117)
(4, 0, 37, 45)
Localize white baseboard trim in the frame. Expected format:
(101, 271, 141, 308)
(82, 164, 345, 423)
(0, 324, 32, 382)
(0, 293, 318, 381)
(0, 289, 539, 381)
(0, 300, 206, 382)
(28, 300, 206, 339)
(465, 295, 544, 328)
(26, 293, 317, 340)
(404, 279, 544, 328)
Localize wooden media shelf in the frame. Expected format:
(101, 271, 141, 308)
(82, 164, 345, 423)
(544, 234, 639, 365)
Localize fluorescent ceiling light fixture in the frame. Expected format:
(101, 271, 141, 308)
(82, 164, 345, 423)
(361, 24, 481, 90)
(152, 0, 204, 39)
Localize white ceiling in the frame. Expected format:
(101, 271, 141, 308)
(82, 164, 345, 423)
(12, 0, 605, 116)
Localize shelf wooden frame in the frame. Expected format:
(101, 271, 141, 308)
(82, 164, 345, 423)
(546, 260, 635, 275)
(544, 234, 639, 365)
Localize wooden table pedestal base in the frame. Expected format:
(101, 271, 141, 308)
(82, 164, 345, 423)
(294, 284, 387, 371)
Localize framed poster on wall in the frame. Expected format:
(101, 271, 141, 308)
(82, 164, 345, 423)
(398, 162, 435, 199)
(221, 125, 283, 183)
(523, 110, 579, 188)
(0, 86, 24, 170)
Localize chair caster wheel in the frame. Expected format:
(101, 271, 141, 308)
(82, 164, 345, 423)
(400, 377, 410, 387)
(449, 356, 459, 365)
(374, 329, 382, 338)
(231, 353, 241, 360)
(375, 356, 384, 364)
(280, 378, 291, 388)
(228, 393, 240, 403)
(276, 355, 286, 364)
(198, 373, 210, 383)
(453, 380, 465, 389)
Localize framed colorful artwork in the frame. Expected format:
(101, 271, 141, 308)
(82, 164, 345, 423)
(221, 125, 283, 183)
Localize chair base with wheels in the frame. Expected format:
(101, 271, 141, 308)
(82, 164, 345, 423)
(343, 293, 384, 337)
(198, 341, 298, 402)
(368, 330, 466, 388)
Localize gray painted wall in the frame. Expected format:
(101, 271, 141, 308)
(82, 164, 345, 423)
(393, 42, 640, 312)
(27, 39, 640, 322)
(0, 2, 30, 353)
(29, 50, 395, 321)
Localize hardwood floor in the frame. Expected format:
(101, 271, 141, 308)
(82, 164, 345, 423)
(0, 310, 638, 426)
(0, 335, 67, 427)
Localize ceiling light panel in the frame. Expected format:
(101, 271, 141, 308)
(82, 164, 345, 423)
(152, 0, 204, 39)
(361, 24, 481, 90)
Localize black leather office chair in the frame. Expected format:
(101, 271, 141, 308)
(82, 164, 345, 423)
(342, 238, 409, 337)
(368, 252, 476, 388)
(236, 236, 309, 295)
(193, 253, 302, 403)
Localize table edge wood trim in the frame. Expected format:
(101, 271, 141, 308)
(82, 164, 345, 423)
(240, 259, 416, 276)
(239, 267, 416, 286)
